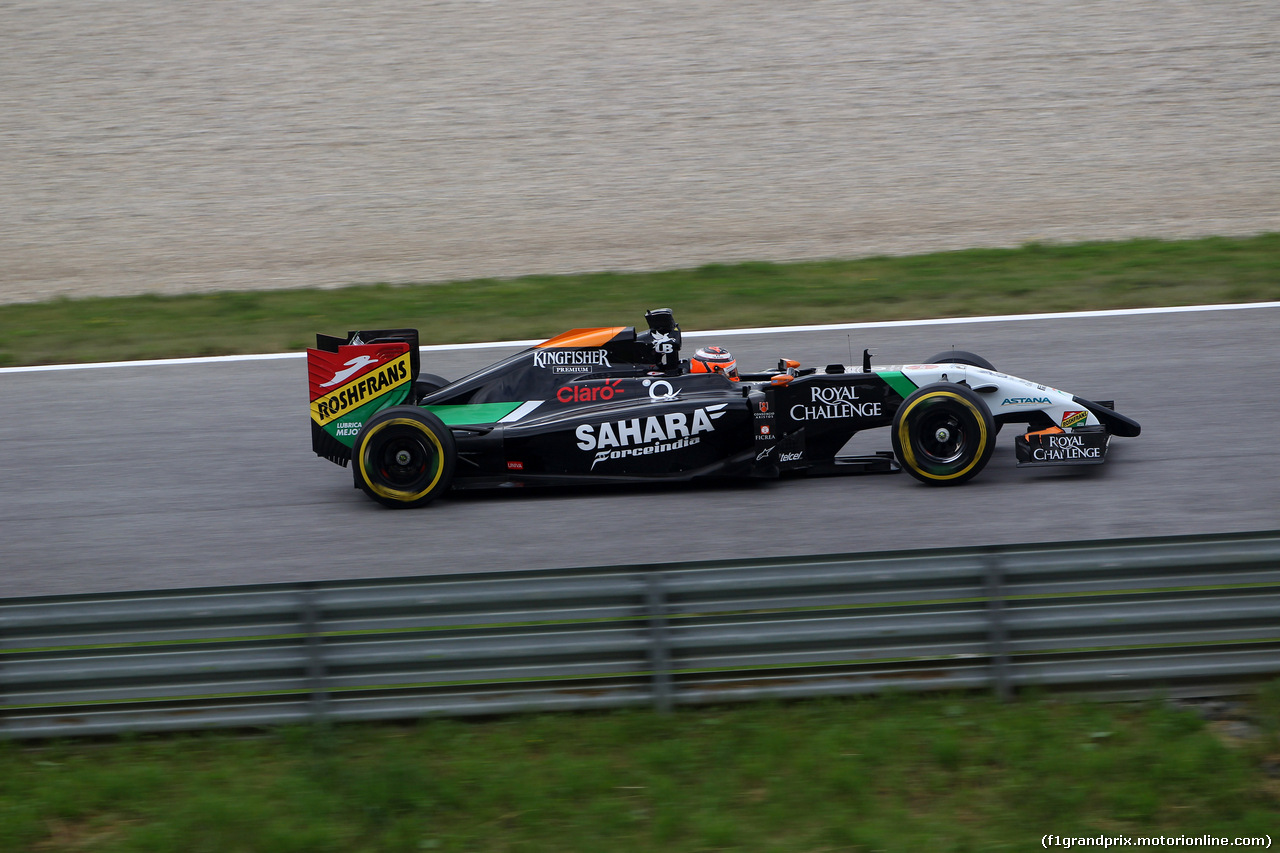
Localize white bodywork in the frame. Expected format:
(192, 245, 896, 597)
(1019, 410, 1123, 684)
(878, 363, 1100, 430)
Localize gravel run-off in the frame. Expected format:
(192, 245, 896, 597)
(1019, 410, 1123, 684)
(2, 0, 1278, 304)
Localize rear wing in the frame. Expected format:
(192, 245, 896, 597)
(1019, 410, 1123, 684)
(308, 329, 420, 466)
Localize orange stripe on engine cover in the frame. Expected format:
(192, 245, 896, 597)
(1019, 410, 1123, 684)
(536, 327, 628, 349)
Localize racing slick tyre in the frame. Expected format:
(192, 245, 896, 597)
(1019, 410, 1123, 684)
(413, 373, 451, 402)
(892, 383, 996, 486)
(352, 406, 456, 508)
(926, 350, 996, 371)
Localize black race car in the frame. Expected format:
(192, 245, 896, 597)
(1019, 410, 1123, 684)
(307, 309, 1139, 507)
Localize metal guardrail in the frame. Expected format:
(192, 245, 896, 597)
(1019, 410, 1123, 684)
(2, 531, 1278, 738)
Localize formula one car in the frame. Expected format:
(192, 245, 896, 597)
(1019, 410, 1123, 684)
(307, 309, 1140, 507)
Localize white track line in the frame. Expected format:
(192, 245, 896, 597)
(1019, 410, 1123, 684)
(3, 301, 1277, 374)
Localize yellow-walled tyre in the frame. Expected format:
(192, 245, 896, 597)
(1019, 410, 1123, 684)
(352, 407, 456, 508)
(891, 383, 995, 486)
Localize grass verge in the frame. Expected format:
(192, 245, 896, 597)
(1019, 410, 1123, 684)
(0, 234, 1276, 367)
(1, 688, 1277, 852)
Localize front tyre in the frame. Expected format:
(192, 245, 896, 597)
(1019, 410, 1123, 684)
(926, 350, 995, 371)
(352, 407, 456, 508)
(892, 383, 996, 486)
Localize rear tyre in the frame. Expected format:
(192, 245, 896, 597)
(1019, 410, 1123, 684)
(926, 350, 996, 371)
(892, 383, 996, 486)
(352, 407, 456, 508)
(413, 373, 451, 402)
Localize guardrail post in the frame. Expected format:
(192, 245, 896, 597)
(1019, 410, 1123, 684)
(645, 573, 673, 713)
(0, 622, 6, 737)
(299, 586, 329, 724)
(984, 552, 1012, 702)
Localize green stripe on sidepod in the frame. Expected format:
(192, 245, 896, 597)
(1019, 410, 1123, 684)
(878, 371, 919, 400)
(422, 402, 524, 426)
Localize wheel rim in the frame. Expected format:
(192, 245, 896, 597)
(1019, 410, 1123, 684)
(916, 409, 969, 465)
(377, 434, 435, 488)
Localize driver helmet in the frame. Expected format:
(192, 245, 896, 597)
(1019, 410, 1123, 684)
(690, 345, 738, 381)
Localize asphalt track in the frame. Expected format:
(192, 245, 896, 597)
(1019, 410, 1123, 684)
(2, 305, 1277, 599)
